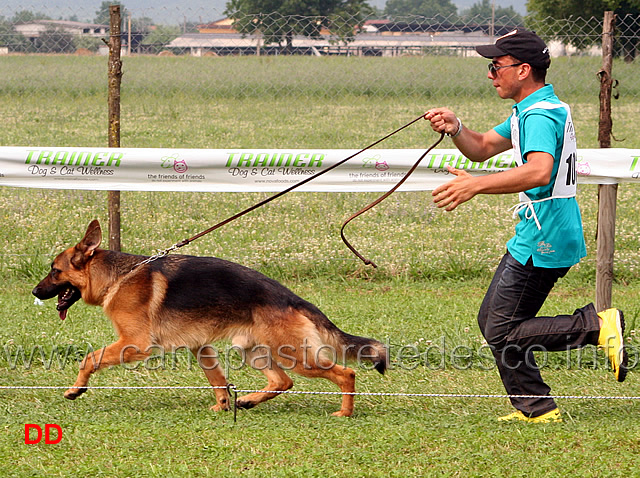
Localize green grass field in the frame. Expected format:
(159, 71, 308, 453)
(1, 55, 640, 476)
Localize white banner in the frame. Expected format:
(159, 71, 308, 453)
(0, 146, 639, 192)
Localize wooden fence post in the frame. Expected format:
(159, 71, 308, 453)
(595, 11, 616, 311)
(108, 5, 123, 251)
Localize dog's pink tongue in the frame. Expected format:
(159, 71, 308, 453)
(58, 309, 67, 321)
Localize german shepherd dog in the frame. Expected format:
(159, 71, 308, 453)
(32, 220, 387, 416)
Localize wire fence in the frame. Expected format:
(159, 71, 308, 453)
(1, 8, 639, 152)
(0, 8, 638, 100)
(1, 8, 638, 157)
(2, 7, 638, 410)
(4, 384, 640, 424)
(4, 384, 640, 400)
(3, 7, 637, 56)
(1, 7, 639, 281)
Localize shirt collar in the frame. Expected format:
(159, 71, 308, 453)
(513, 84, 555, 114)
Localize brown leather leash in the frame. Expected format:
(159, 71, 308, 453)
(340, 131, 445, 268)
(135, 115, 443, 269)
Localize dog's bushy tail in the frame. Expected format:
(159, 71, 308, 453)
(337, 331, 388, 375)
(301, 302, 388, 374)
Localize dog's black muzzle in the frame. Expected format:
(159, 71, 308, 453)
(33, 281, 82, 320)
(32, 282, 61, 301)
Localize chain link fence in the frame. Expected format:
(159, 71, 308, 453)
(0, 5, 639, 282)
(0, 8, 637, 88)
(1, 9, 637, 151)
(0, 6, 637, 147)
(0, 7, 637, 154)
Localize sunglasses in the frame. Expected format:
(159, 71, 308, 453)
(488, 62, 524, 76)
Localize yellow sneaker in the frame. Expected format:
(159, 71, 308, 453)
(498, 410, 528, 422)
(498, 408, 562, 423)
(597, 308, 628, 382)
(527, 408, 563, 423)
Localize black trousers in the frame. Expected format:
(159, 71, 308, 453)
(478, 252, 600, 417)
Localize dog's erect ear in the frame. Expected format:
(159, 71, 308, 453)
(71, 220, 102, 268)
(80, 220, 102, 253)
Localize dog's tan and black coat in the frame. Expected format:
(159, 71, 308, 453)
(33, 220, 387, 416)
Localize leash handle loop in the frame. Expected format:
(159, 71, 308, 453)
(340, 132, 445, 268)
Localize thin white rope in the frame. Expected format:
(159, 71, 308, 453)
(1, 385, 639, 401)
(0, 386, 225, 390)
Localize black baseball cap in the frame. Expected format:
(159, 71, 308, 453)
(476, 29, 551, 69)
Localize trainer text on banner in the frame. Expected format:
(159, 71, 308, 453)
(0, 147, 638, 192)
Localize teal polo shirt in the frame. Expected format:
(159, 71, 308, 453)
(493, 84, 587, 268)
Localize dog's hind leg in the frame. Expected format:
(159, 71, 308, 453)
(65, 337, 151, 400)
(193, 345, 230, 412)
(292, 361, 356, 417)
(235, 348, 293, 410)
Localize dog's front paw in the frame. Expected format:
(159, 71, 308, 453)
(64, 387, 87, 400)
(234, 399, 256, 410)
(210, 401, 230, 412)
(331, 408, 353, 417)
